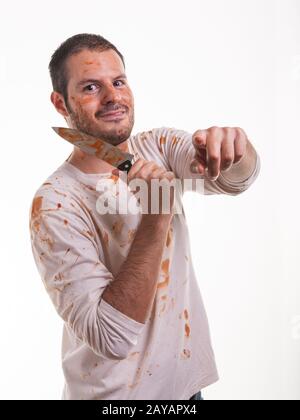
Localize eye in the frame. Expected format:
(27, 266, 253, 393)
(114, 80, 125, 87)
(83, 84, 98, 92)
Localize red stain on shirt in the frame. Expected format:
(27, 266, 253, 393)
(171, 136, 180, 147)
(166, 227, 173, 247)
(157, 259, 170, 289)
(159, 136, 166, 154)
(31, 196, 43, 232)
(185, 323, 191, 337)
(181, 349, 191, 359)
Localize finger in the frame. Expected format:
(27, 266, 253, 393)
(220, 127, 235, 171)
(206, 127, 222, 180)
(138, 161, 159, 181)
(127, 158, 148, 182)
(152, 167, 166, 179)
(234, 127, 247, 164)
(192, 129, 208, 150)
(195, 149, 207, 167)
(190, 158, 206, 174)
(160, 171, 175, 182)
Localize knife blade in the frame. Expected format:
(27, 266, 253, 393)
(52, 127, 134, 173)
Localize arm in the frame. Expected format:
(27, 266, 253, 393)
(30, 188, 145, 360)
(102, 159, 175, 324)
(150, 126, 260, 195)
(102, 215, 171, 324)
(30, 161, 174, 359)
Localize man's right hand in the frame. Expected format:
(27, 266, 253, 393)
(118, 159, 175, 217)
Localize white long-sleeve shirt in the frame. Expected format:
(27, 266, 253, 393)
(29, 127, 260, 400)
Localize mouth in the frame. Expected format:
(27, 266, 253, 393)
(100, 110, 127, 122)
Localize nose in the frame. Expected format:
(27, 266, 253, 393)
(101, 84, 122, 105)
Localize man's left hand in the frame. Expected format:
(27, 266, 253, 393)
(191, 126, 249, 181)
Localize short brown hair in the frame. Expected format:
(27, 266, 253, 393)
(49, 33, 125, 105)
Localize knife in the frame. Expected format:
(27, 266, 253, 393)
(52, 127, 134, 173)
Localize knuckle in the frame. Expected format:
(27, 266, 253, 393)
(223, 154, 233, 163)
(234, 127, 246, 136)
(209, 154, 219, 163)
(235, 153, 243, 162)
(208, 126, 220, 133)
(223, 127, 233, 135)
(138, 168, 149, 179)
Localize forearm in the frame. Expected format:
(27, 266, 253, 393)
(102, 215, 171, 324)
(220, 139, 258, 183)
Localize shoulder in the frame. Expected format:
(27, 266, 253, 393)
(29, 164, 87, 225)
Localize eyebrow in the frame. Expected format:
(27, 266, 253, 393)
(76, 73, 127, 88)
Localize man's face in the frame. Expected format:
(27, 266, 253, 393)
(64, 49, 134, 146)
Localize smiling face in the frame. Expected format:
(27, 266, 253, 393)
(52, 49, 135, 146)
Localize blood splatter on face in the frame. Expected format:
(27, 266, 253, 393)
(65, 49, 135, 147)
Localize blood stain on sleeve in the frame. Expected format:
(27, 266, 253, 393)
(54, 189, 67, 198)
(30, 196, 44, 233)
(80, 182, 96, 192)
(139, 131, 153, 142)
(171, 136, 180, 147)
(166, 227, 173, 247)
(158, 136, 166, 154)
(157, 259, 170, 289)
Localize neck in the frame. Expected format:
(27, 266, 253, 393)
(66, 139, 129, 175)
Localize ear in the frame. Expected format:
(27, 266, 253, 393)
(50, 91, 69, 118)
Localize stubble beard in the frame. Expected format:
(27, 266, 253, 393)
(66, 100, 135, 146)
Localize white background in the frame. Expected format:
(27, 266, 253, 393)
(0, 0, 299, 400)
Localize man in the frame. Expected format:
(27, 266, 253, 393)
(29, 33, 260, 400)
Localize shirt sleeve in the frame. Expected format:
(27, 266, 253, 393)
(149, 127, 260, 195)
(29, 187, 144, 360)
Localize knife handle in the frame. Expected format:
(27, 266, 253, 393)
(117, 160, 132, 173)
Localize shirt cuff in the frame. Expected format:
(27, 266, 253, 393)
(215, 152, 261, 195)
(99, 298, 145, 334)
